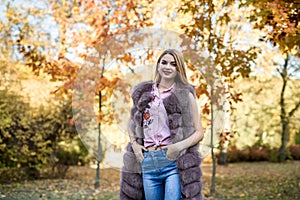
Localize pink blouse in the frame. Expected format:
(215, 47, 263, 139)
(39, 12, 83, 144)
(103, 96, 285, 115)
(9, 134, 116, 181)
(142, 83, 175, 148)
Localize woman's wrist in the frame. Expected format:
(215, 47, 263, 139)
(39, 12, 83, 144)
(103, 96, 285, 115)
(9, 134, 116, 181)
(130, 139, 137, 145)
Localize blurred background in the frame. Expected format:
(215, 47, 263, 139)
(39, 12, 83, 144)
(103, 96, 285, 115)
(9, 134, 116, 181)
(0, 0, 299, 199)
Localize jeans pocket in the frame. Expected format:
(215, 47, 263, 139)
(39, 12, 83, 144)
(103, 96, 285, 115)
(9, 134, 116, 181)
(162, 149, 176, 161)
(142, 152, 149, 163)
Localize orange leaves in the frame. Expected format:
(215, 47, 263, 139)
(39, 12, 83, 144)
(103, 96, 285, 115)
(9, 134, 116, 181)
(245, 0, 300, 52)
(231, 91, 243, 103)
(219, 131, 234, 145)
(146, 50, 154, 61)
(10, 0, 154, 128)
(178, 0, 259, 126)
(195, 86, 209, 98)
(48, 55, 79, 80)
(125, 1, 136, 10)
(265, 0, 297, 35)
(96, 76, 120, 92)
(116, 53, 136, 65)
(187, 62, 196, 71)
(202, 103, 210, 115)
(97, 110, 116, 125)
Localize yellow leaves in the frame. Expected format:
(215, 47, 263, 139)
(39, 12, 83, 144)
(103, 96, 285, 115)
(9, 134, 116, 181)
(239, 193, 246, 197)
(5, 8, 22, 25)
(5, 8, 14, 19)
(0, 143, 6, 149)
(86, 16, 96, 25)
(96, 76, 120, 92)
(30, 152, 37, 156)
(97, 110, 116, 125)
(72, 6, 79, 14)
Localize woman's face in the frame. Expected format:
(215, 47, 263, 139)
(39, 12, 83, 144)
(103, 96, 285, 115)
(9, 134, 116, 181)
(158, 54, 177, 81)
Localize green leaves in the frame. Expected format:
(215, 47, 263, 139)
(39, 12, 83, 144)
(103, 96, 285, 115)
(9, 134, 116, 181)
(0, 86, 78, 170)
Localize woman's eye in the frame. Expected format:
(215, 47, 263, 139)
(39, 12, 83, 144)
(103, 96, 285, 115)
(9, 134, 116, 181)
(160, 60, 176, 67)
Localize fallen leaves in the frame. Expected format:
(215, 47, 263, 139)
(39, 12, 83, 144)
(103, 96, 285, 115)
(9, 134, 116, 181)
(1, 162, 299, 199)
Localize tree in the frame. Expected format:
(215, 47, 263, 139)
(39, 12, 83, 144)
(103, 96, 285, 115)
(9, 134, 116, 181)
(242, 0, 300, 162)
(0, 59, 78, 178)
(7, 0, 155, 188)
(178, 0, 259, 194)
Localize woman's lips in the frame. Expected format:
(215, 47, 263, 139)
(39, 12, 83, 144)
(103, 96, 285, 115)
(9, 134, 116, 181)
(162, 70, 172, 75)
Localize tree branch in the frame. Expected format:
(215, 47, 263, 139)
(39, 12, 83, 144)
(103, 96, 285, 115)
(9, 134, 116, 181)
(276, 67, 284, 78)
(279, 54, 289, 120)
(289, 101, 300, 118)
(278, 54, 289, 78)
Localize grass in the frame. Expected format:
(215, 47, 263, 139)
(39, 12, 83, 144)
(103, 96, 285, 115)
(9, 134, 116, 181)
(0, 161, 299, 200)
(208, 161, 300, 199)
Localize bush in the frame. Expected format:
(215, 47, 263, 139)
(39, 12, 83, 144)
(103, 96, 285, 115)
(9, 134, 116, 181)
(0, 89, 49, 169)
(288, 145, 300, 160)
(0, 89, 83, 179)
(295, 131, 300, 145)
(226, 146, 249, 163)
(267, 148, 280, 162)
(56, 139, 90, 166)
(226, 145, 270, 163)
(226, 145, 300, 163)
(248, 146, 269, 161)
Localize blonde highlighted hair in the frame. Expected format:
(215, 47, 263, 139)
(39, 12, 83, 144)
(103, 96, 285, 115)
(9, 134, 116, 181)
(154, 49, 189, 84)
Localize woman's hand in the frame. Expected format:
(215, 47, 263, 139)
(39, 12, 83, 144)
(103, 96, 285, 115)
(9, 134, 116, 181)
(131, 141, 148, 163)
(166, 144, 182, 160)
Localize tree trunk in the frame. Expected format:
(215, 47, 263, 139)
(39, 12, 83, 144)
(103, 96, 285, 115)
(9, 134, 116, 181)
(218, 151, 227, 165)
(218, 79, 230, 165)
(279, 119, 289, 162)
(94, 91, 102, 189)
(95, 59, 105, 189)
(278, 54, 289, 162)
(218, 132, 230, 165)
(210, 86, 216, 195)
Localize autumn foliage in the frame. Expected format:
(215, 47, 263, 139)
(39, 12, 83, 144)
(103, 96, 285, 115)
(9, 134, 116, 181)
(0, 0, 300, 190)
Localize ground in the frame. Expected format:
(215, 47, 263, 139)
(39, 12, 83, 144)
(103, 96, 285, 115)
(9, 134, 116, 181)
(0, 161, 299, 200)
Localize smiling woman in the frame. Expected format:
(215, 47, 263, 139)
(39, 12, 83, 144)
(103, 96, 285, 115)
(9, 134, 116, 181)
(154, 49, 189, 85)
(120, 49, 205, 200)
(157, 54, 178, 81)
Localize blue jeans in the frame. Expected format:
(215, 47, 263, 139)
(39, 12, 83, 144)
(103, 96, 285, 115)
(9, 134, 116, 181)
(142, 149, 181, 200)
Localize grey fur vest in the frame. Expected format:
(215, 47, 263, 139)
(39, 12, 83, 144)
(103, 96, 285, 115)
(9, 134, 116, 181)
(120, 81, 204, 200)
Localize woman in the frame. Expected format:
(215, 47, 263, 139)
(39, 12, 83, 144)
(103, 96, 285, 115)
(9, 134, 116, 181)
(120, 49, 204, 200)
